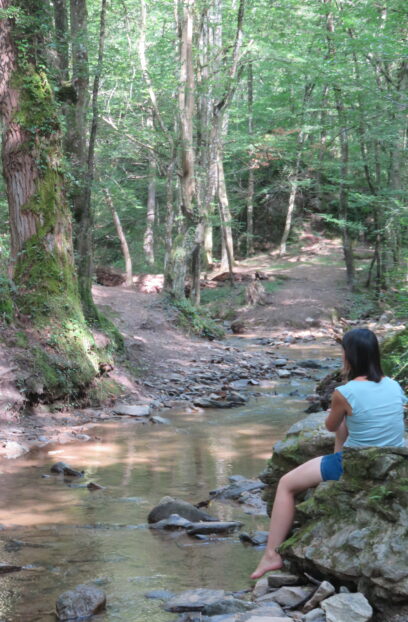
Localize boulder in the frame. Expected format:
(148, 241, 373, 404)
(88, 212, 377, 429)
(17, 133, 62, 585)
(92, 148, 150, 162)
(260, 412, 335, 514)
(55, 584, 106, 620)
(280, 447, 408, 606)
(321, 592, 373, 622)
(148, 496, 217, 524)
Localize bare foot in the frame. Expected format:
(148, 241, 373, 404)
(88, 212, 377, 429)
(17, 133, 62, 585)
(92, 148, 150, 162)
(250, 550, 283, 580)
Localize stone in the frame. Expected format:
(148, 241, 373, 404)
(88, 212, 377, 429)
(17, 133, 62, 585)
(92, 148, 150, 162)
(186, 521, 242, 535)
(239, 531, 268, 546)
(145, 590, 174, 600)
(0, 563, 22, 574)
(50, 462, 83, 477)
(303, 581, 335, 612)
(240, 615, 292, 622)
(148, 497, 217, 524)
(269, 586, 314, 608)
(303, 609, 326, 622)
(321, 593, 373, 622)
(112, 403, 150, 417)
(55, 584, 106, 620)
(210, 478, 265, 501)
(2, 441, 28, 459)
(267, 572, 302, 588)
(274, 359, 288, 367)
(87, 482, 104, 491)
(148, 513, 192, 530)
(252, 578, 269, 599)
(277, 369, 291, 378)
(164, 589, 226, 613)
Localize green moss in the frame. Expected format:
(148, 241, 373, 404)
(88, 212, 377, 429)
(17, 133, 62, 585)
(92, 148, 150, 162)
(0, 275, 14, 322)
(12, 66, 58, 137)
(170, 297, 225, 340)
(381, 327, 408, 387)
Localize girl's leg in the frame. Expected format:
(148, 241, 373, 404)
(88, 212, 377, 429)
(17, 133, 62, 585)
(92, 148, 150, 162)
(334, 418, 348, 452)
(250, 456, 323, 580)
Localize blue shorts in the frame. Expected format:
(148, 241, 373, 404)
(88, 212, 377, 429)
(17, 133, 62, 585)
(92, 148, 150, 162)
(320, 451, 343, 481)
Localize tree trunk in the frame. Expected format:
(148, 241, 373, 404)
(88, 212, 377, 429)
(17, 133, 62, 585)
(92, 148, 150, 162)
(104, 189, 133, 286)
(143, 115, 156, 266)
(0, 0, 100, 398)
(246, 60, 254, 256)
(53, 0, 69, 80)
(217, 153, 234, 277)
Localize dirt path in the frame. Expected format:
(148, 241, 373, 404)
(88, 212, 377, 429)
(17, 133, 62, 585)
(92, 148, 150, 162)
(0, 237, 355, 457)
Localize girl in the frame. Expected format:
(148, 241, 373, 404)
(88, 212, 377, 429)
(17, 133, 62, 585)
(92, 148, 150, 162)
(251, 328, 407, 580)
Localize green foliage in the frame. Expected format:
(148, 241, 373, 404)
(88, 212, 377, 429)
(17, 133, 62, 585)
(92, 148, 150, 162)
(171, 297, 225, 340)
(382, 327, 408, 389)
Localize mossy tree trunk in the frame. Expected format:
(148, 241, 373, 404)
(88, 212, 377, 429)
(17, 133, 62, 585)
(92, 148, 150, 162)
(0, 0, 102, 399)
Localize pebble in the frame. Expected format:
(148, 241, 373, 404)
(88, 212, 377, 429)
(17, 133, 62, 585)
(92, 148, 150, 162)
(321, 592, 373, 622)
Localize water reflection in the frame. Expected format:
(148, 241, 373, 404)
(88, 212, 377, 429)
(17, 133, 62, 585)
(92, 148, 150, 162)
(0, 349, 335, 621)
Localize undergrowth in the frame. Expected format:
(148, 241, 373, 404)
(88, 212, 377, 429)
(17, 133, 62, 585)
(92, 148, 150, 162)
(170, 297, 225, 340)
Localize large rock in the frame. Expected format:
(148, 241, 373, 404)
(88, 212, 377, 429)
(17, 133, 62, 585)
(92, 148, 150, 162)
(260, 412, 335, 514)
(321, 592, 373, 622)
(148, 496, 217, 524)
(55, 584, 106, 620)
(280, 447, 408, 606)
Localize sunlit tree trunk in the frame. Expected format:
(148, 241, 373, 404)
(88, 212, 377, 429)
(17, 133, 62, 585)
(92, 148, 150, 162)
(246, 60, 254, 256)
(143, 114, 156, 266)
(104, 189, 133, 286)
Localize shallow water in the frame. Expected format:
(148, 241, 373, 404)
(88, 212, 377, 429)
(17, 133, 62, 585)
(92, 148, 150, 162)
(0, 341, 338, 621)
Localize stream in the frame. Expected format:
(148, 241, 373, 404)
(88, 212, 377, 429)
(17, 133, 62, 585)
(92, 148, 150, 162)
(0, 338, 339, 621)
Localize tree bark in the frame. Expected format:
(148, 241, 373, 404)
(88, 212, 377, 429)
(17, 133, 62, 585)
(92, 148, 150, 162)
(246, 60, 254, 256)
(104, 189, 133, 286)
(0, 0, 100, 397)
(143, 114, 156, 266)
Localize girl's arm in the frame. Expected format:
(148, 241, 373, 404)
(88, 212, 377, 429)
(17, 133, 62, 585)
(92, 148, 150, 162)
(325, 389, 351, 432)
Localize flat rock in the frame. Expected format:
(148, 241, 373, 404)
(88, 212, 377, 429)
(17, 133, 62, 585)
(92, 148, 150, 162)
(274, 359, 288, 367)
(164, 589, 226, 613)
(269, 585, 314, 608)
(186, 521, 242, 535)
(148, 497, 217, 524)
(112, 403, 151, 417)
(239, 531, 268, 546)
(149, 513, 192, 530)
(210, 478, 265, 500)
(321, 593, 373, 622)
(277, 369, 291, 378)
(267, 572, 302, 588)
(55, 584, 106, 620)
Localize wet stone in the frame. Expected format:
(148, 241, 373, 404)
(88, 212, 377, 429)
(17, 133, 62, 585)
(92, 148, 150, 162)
(0, 563, 22, 574)
(239, 531, 268, 546)
(145, 589, 174, 601)
(148, 497, 217, 524)
(164, 589, 226, 613)
(149, 513, 192, 530)
(112, 403, 151, 417)
(50, 462, 83, 477)
(186, 520, 242, 535)
(55, 584, 106, 621)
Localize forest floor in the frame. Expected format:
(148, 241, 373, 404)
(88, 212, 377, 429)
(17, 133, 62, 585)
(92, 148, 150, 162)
(0, 235, 403, 458)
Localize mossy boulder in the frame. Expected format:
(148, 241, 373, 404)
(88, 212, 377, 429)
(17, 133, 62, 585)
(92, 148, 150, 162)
(281, 447, 408, 606)
(260, 412, 335, 515)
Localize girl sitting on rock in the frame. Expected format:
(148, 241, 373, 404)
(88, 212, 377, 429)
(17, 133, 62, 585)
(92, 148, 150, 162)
(251, 327, 407, 580)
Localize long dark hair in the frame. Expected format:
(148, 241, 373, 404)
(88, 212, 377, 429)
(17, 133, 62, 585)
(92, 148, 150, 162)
(342, 328, 384, 382)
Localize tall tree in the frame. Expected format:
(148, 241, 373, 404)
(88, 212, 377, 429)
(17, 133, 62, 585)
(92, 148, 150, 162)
(0, 0, 102, 398)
